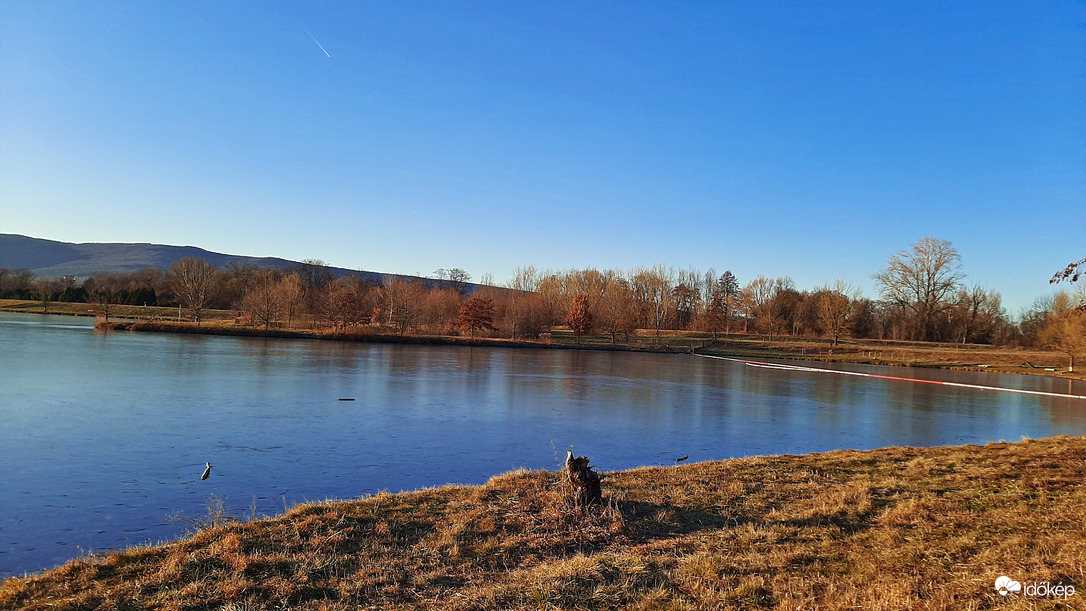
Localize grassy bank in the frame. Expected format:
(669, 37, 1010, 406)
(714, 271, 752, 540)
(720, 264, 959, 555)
(3, 437, 1084, 610)
(0, 299, 236, 323)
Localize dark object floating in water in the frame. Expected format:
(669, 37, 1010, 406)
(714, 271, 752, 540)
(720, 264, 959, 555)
(201, 462, 211, 480)
(675, 455, 689, 463)
(339, 398, 356, 401)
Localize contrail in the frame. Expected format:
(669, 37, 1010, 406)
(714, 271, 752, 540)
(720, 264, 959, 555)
(304, 28, 331, 58)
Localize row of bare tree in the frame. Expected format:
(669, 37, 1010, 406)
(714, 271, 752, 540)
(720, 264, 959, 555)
(5, 238, 1083, 354)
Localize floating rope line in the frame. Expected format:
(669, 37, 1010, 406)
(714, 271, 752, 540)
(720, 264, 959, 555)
(695, 354, 1086, 400)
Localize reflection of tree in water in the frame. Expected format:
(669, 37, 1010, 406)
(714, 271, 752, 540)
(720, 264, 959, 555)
(560, 351, 593, 402)
(389, 344, 423, 374)
(302, 340, 366, 372)
(453, 346, 497, 376)
(1039, 377, 1086, 428)
(812, 373, 845, 406)
(239, 338, 283, 377)
(172, 334, 212, 376)
(501, 349, 565, 402)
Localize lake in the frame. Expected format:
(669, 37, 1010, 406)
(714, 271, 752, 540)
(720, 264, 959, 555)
(2, 312, 1085, 578)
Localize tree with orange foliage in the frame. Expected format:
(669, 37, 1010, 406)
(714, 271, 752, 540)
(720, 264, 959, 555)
(456, 295, 496, 340)
(566, 293, 593, 343)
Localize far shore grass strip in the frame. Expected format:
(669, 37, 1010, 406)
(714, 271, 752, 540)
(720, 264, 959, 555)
(2, 300, 1080, 382)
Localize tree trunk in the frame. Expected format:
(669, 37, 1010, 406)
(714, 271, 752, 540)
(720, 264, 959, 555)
(564, 451, 601, 508)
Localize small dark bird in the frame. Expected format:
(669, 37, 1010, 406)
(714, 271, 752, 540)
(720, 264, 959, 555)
(201, 462, 212, 480)
(675, 455, 689, 463)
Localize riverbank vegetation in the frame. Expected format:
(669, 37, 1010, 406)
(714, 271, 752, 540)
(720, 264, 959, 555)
(2, 436, 1084, 609)
(3, 238, 1084, 373)
(3, 296, 1083, 381)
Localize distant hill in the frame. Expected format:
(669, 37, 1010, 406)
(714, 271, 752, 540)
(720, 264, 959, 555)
(0, 234, 424, 286)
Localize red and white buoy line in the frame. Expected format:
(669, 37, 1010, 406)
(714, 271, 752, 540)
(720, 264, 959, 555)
(694, 354, 1086, 400)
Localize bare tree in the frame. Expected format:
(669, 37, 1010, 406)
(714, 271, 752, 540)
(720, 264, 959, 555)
(595, 272, 634, 344)
(500, 292, 548, 340)
(298, 259, 335, 288)
(221, 262, 258, 310)
(816, 280, 855, 345)
(1051, 257, 1086, 284)
(320, 279, 369, 330)
(133, 267, 164, 292)
(32, 277, 59, 313)
(381, 279, 425, 334)
(535, 272, 568, 327)
(421, 287, 462, 332)
(705, 288, 727, 339)
(566, 269, 609, 307)
(84, 274, 125, 321)
(276, 273, 304, 327)
(630, 265, 674, 340)
(435, 268, 472, 296)
(949, 285, 1006, 344)
(874, 237, 965, 341)
(774, 287, 809, 336)
(508, 266, 540, 292)
(1039, 293, 1086, 372)
(240, 268, 282, 330)
(3, 268, 34, 298)
(744, 276, 793, 339)
(1052, 256, 1086, 310)
(671, 282, 700, 330)
(168, 258, 219, 325)
(293, 258, 334, 318)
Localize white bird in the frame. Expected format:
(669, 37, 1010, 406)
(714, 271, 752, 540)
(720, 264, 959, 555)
(201, 462, 212, 481)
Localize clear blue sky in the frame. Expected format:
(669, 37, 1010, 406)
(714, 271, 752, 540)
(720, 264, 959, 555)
(2, 2, 1083, 313)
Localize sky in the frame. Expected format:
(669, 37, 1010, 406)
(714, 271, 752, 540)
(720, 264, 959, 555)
(1, 2, 1083, 313)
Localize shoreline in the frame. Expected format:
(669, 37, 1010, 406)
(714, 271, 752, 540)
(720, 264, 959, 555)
(101, 317, 1086, 384)
(2, 304, 1082, 381)
(97, 318, 701, 353)
(3, 435, 1083, 609)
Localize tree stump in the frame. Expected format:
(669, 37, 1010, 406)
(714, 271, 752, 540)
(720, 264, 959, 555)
(564, 450, 602, 507)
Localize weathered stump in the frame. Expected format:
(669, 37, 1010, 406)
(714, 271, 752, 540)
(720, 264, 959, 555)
(564, 450, 602, 507)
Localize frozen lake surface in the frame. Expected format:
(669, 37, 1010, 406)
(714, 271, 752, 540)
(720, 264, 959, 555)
(3, 312, 1085, 577)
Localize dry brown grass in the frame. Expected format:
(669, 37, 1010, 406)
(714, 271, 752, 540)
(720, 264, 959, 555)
(4, 437, 1085, 610)
(0, 299, 238, 322)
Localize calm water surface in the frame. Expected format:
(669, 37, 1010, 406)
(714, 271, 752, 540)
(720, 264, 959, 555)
(2, 313, 1085, 577)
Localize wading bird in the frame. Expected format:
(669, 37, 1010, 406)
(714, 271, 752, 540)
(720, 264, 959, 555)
(201, 462, 211, 480)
